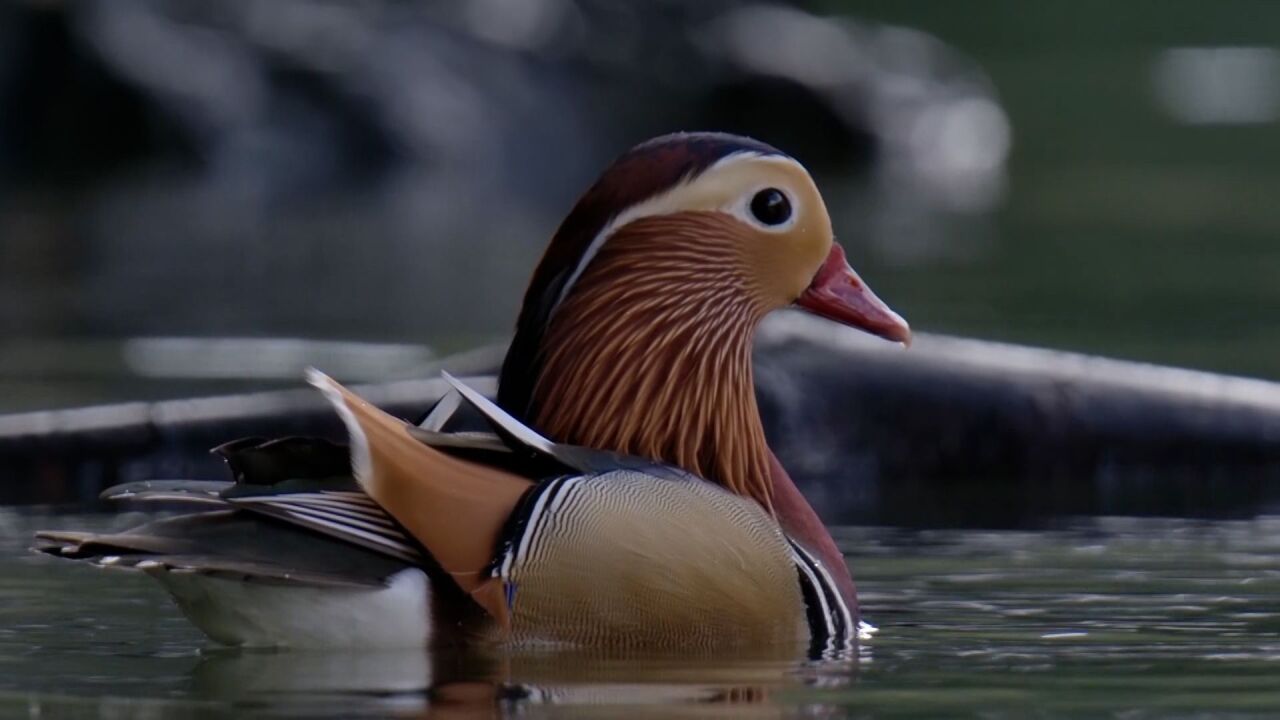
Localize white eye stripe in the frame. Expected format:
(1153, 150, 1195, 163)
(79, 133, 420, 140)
(723, 186, 798, 233)
(710, 151, 806, 233)
(551, 151, 809, 313)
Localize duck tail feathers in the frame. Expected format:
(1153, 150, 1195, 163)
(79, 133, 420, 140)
(306, 369, 526, 622)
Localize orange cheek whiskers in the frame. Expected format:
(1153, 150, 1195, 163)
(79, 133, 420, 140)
(529, 213, 777, 511)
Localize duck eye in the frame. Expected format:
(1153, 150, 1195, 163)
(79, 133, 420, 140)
(749, 188, 791, 226)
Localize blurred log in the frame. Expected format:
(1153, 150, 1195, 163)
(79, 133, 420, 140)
(755, 314, 1280, 526)
(3, 315, 1279, 525)
(0, 345, 506, 506)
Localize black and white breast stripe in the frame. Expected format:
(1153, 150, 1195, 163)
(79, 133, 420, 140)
(788, 539, 855, 655)
(228, 490, 424, 564)
(494, 475, 584, 579)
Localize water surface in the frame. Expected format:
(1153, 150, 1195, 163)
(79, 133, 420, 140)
(3, 510, 1278, 717)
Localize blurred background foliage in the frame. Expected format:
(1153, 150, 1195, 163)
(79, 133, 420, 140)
(847, 0, 1280, 377)
(1, 0, 1277, 412)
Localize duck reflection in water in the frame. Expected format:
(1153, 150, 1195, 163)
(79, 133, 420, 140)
(189, 644, 864, 716)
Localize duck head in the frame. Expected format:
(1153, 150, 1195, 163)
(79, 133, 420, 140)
(500, 133, 908, 507)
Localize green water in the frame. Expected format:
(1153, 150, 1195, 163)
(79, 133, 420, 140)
(4, 510, 1277, 718)
(833, 0, 1280, 381)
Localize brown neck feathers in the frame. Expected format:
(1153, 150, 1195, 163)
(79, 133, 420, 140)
(531, 212, 775, 510)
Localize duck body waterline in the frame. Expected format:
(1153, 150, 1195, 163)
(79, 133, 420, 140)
(34, 132, 908, 652)
(38, 373, 851, 652)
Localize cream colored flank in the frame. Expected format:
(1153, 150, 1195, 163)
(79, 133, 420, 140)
(503, 471, 807, 649)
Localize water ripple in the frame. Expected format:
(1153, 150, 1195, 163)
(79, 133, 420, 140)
(2, 509, 1279, 717)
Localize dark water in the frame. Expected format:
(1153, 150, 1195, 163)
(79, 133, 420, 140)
(4, 510, 1278, 718)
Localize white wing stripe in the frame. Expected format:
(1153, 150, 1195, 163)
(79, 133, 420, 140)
(248, 496, 392, 521)
(275, 508, 419, 557)
(266, 504, 403, 538)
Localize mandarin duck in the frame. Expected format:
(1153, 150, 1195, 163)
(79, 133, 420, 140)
(35, 132, 909, 654)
